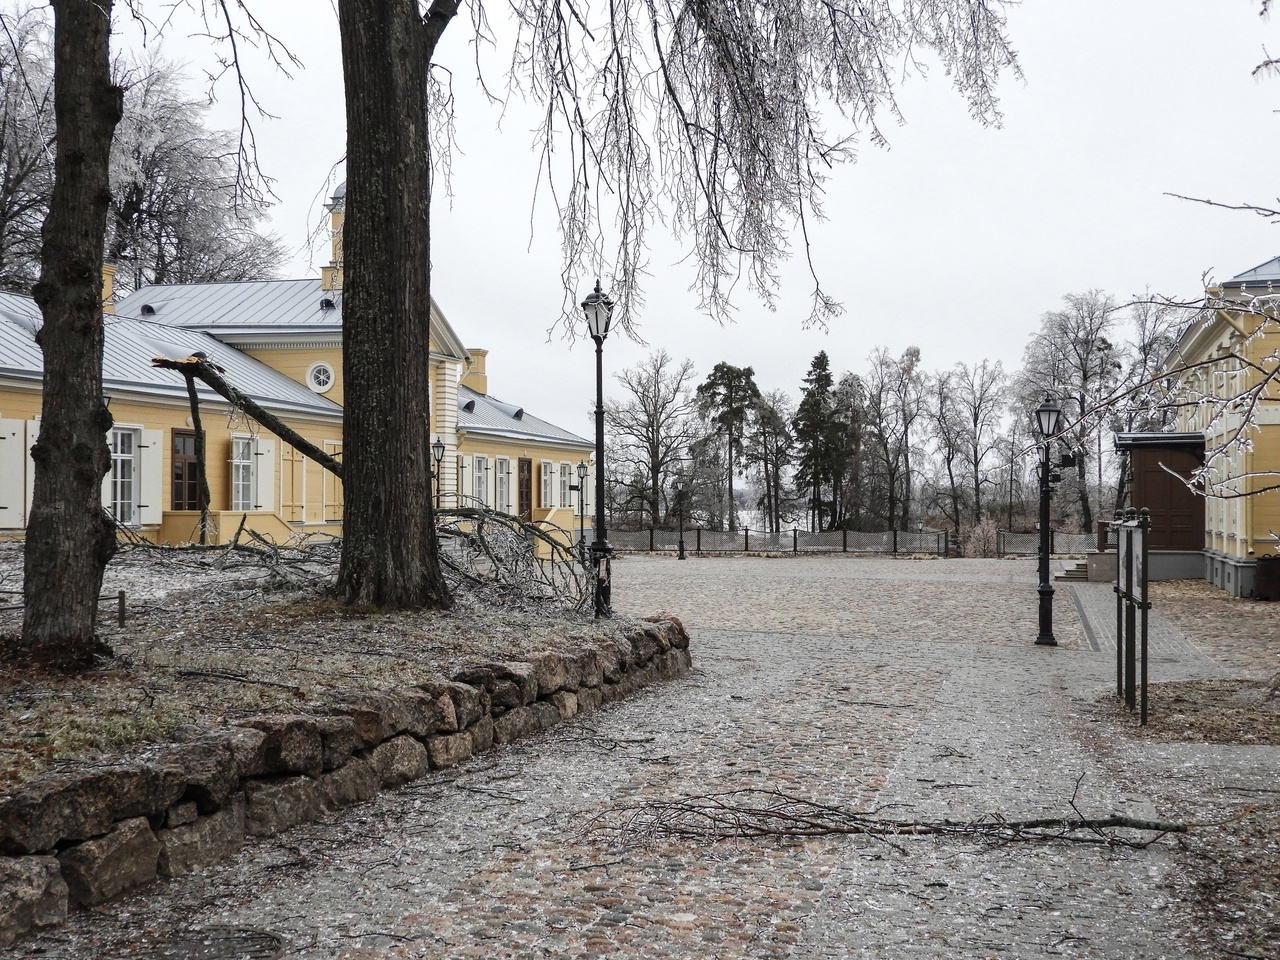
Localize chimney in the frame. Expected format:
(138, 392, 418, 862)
(320, 182, 345, 292)
(461, 348, 488, 396)
(101, 262, 117, 314)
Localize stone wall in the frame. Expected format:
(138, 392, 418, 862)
(0, 619, 691, 946)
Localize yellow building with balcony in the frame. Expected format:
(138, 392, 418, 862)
(1165, 256, 1280, 596)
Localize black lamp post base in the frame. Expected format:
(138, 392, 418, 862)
(1036, 583, 1057, 646)
(591, 542, 613, 619)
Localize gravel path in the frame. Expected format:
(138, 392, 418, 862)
(13, 555, 1274, 959)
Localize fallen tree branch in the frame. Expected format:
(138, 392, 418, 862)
(436, 505, 589, 610)
(173, 669, 305, 694)
(151, 356, 343, 478)
(582, 788, 1189, 851)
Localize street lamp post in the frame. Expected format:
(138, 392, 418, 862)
(583, 280, 614, 618)
(431, 437, 446, 510)
(676, 482, 687, 560)
(1035, 395, 1061, 646)
(572, 460, 588, 562)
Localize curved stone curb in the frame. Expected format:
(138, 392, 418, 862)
(0, 618, 691, 946)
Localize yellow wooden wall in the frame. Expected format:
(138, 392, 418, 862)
(0, 384, 344, 544)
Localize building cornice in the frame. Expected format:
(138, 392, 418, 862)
(456, 426, 594, 451)
(222, 337, 342, 351)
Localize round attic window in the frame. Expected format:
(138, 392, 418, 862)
(307, 361, 335, 394)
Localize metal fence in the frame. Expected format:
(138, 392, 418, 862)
(996, 530, 1095, 556)
(0, 588, 129, 626)
(611, 527, 951, 556)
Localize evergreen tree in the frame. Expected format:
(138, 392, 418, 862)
(695, 363, 761, 531)
(793, 352, 835, 530)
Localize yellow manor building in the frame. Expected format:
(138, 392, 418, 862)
(0, 186, 594, 546)
(1164, 256, 1280, 596)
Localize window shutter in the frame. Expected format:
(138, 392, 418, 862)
(0, 419, 26, 528)
(24, 420, 39, 520)
(138, 429, 163, 525)
(255, 437, 276, 511)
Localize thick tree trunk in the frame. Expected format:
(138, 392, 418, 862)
(13, 0, 123, 668)
(334, 0, 452, 608)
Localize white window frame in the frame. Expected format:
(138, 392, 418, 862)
(495, 456, 510, 513)
(108, 427, 141, 525)
(306, 360, 336, 394)
(323, 440, 343, 521)
(231, 435, 256, 511)
(541, 460, 553, 509)
(473, 455, 488, 506)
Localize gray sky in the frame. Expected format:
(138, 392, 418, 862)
(156, 0, 1280, 439)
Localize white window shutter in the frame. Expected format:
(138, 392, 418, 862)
(255, 437, 276, 511)
(99, 427, 112, 511)
(138, 429, 163, 525)
(0, 419, 26, 528)
(24, 420, 39, 519)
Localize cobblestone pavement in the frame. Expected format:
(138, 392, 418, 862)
(14, 556, 1275, 959)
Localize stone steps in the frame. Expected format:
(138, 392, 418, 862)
(1055, 561, 1089, 582)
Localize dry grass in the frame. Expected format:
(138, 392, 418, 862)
(0, 541, 624, 790)
(1150, 578, 1280, 679)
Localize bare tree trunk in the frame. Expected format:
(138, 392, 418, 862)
(13, 0, 123, 668)
(1076, 455, 1093, 533)
(334, 0, 454, 608)
(183, 372, 212, 544)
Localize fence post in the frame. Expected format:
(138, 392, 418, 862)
(997, 531, 1004, 557)
(117, 590, 126, 627)
(892, 529, 898, 553)
(793, 528, 798, 553)
(649, 527, 654, 552)
(843, 528, 847, 552)
(696, 528, 701, 552)
(744, 528, 750, 552)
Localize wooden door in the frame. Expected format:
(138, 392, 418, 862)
(518, 457, 532, 522)
(1133, 447, 1203, 550)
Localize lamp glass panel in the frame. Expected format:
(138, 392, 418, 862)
(1036, 399, 1061, 437)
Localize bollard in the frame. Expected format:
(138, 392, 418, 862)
(117, 589, 126, 627)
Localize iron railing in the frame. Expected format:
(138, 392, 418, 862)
(610, 527, 950, 556)
(996, 530, 1095, 556)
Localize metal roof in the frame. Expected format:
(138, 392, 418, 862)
(114, 278, 470, 361)
(457, 384, 591, 449)
(115, 279, 343, 336)
(1114, 432, 1205, 450)
(0, 292, 342, 419)
(1225, 256, 1280, 288)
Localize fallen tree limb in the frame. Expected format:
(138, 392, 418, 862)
(583, 788, 1189, 851)
(174, 669, 305, 694)
(436, 505, 589, 610)
(151, 356, 344, 479)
